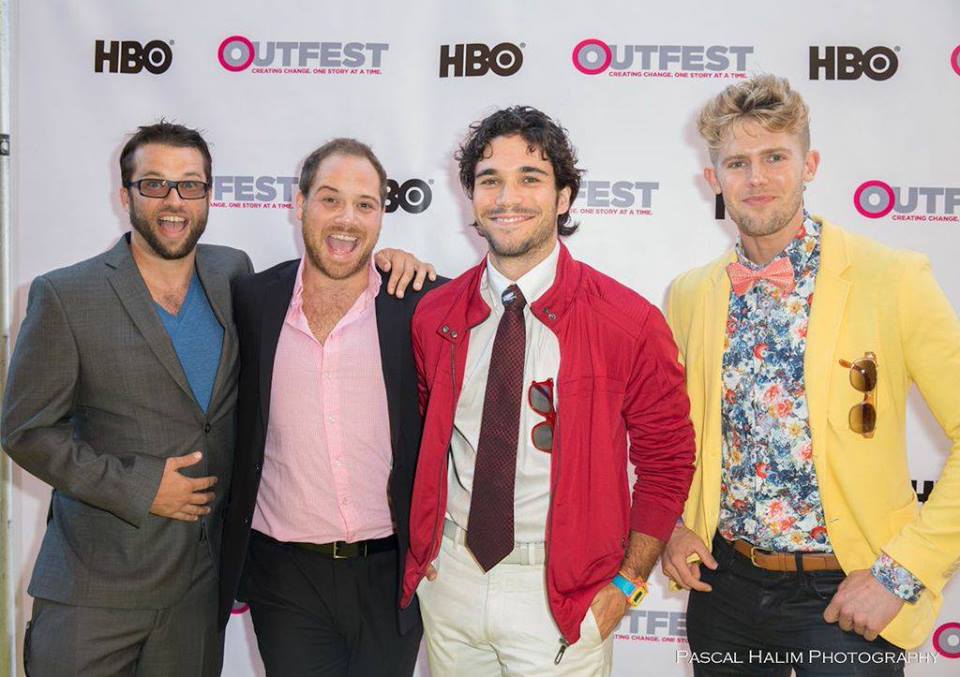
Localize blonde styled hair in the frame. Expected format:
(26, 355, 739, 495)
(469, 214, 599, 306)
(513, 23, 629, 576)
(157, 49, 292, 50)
(698, 74, 810, 164)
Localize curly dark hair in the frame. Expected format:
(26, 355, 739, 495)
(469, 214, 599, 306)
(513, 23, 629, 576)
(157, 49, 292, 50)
(456, 106, 583, 237)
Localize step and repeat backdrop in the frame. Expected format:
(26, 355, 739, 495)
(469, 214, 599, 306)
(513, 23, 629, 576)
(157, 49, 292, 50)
(9, 1, 960, 675)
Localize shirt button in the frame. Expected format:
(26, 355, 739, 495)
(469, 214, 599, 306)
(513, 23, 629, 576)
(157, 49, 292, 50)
(441, 325, 449, 333)
(204, 423, 211, 433)
(341, 497, 349, 505)
(328, 416, 335, 423)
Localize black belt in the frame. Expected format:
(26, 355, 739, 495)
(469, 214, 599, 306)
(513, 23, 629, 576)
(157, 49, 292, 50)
(293, 535, 396, 559)
(255, 530, 397, 559)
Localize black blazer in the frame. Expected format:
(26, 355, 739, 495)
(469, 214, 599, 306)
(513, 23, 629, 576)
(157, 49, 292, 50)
(218, 258, 444, 632)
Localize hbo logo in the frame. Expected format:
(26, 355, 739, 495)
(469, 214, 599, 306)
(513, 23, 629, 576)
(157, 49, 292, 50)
(809, 45, 898, 81)
(385, 179, 432, 214)
(439, 43, 523, 78)
(95, 40, 173, 74)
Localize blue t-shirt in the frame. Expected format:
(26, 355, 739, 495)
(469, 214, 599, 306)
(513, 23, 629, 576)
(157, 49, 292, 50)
(154, 273, 224, 413)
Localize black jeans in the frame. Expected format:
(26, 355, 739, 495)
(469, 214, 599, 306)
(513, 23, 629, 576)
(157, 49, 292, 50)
(686, 535, 905, 676)
(240, 531, 421, 677)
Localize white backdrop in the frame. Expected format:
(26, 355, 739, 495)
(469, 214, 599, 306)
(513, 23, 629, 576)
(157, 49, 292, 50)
(9, 1, 960, 674)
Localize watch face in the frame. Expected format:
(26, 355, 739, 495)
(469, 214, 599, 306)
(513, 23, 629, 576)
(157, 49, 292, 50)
(614, 574, 647, 607)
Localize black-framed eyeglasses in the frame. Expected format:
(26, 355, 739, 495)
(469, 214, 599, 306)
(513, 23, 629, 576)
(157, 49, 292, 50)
(839, 351, 877, 438)
(125, 178, 210, 200)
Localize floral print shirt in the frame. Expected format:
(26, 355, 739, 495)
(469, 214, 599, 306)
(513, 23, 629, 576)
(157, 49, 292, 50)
(718, 214, 922, 603)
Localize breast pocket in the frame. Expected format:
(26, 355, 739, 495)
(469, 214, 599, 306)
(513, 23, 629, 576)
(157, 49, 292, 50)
(557, 376, 626, 405)
(557, 376, 627, 452)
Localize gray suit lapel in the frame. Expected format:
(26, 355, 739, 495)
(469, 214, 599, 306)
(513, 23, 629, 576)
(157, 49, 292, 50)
(195, 247, 236, 409)
(104, 236, 200, 415)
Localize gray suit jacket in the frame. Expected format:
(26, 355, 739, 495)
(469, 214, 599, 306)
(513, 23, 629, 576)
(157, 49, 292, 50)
(1, 234, 252, 609)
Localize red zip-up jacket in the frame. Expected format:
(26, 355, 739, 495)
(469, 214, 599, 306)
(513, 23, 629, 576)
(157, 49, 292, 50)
(401, 243, 696, 644)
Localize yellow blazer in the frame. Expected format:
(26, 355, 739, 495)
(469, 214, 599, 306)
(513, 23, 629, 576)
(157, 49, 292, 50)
(666, 218, 960, 649)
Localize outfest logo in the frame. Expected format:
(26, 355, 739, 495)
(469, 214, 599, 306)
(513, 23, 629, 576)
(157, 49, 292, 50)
(217, 35, 388, 75)
(568, 180, 660, 217)
(933, 622, 960, 659)
(572, 39, 752, 79)
(952, 44, 960, 77)
(853, 180, 960, 222)
(614, 608, 687, 644)
(211, 175, 299, 209)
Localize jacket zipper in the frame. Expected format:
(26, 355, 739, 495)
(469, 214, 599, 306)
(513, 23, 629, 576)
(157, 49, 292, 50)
(545, 376, 567, 660)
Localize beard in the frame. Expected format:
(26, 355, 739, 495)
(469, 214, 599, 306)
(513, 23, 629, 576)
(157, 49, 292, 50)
(303, 225, 375, 280)
(727, 183, 804, 239)
(128, 202, 207, 260)
(473, 208, 556, 259)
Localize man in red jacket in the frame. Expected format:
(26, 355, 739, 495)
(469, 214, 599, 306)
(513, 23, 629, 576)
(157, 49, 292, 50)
(401, 106, 697, 675)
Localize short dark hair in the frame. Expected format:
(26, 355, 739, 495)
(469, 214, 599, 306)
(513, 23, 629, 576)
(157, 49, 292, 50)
(298, 138, 388, 203)
(456, 106, 583, 236)
(119, 121, 212, 185)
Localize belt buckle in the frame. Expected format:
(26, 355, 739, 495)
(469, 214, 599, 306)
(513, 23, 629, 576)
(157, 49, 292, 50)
(332, 542, 350, 560)
(749, 545, 761, 567)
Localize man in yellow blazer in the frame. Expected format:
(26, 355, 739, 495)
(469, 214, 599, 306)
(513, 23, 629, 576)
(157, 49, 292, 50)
(662, 74, 960, 675)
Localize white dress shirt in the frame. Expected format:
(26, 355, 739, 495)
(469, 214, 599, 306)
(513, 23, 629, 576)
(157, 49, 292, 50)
(447, 242, 561, 543)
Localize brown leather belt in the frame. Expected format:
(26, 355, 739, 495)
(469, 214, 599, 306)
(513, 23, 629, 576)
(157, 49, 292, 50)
(731, 539, 842, 572)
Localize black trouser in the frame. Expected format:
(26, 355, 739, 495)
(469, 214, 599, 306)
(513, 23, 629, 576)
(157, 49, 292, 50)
(240, 530, 421, 677)
(686, 534, 905, 676)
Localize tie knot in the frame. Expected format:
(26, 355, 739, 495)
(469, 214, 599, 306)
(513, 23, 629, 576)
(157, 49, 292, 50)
(501, 284, 526, 312)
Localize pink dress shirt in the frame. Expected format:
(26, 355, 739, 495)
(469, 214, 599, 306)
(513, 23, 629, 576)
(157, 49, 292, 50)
(252, 259, 394, 544)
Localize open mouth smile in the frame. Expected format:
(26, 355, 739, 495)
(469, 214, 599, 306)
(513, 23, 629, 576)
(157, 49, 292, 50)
(325, 232, 361, 256)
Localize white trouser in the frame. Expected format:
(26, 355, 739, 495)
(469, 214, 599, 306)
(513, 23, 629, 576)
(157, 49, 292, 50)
(416, 525, 613, 676)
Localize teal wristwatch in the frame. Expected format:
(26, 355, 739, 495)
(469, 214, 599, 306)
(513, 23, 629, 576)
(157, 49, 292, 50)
(612, 573, 648, 607)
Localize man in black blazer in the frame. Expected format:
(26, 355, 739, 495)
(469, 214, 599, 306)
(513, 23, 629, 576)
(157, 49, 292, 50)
(218, 138, 443, 676)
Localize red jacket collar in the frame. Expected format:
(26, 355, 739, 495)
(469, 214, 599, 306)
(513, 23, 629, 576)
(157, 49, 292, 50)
(435, 241, 582, 344)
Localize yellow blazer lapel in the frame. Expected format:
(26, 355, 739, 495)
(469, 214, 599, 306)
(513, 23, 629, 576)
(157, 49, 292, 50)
(805, 219, 851, 462)
(700, 249, 735, 506)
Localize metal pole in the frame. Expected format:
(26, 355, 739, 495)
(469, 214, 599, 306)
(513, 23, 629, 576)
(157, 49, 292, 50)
(0, 0, 14, 673)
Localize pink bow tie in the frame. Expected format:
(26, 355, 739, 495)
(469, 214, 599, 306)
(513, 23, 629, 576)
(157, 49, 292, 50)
(726, 257, 796, 296)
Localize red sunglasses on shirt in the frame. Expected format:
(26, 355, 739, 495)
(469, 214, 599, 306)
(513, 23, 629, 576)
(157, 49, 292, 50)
(528, 378, 555, 453)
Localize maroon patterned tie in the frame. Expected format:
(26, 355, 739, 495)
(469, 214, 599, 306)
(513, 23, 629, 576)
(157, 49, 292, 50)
(467, 284, 527, 572)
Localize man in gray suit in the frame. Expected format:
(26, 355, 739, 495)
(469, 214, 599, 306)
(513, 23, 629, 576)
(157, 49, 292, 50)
(1, 121, 249, 676)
